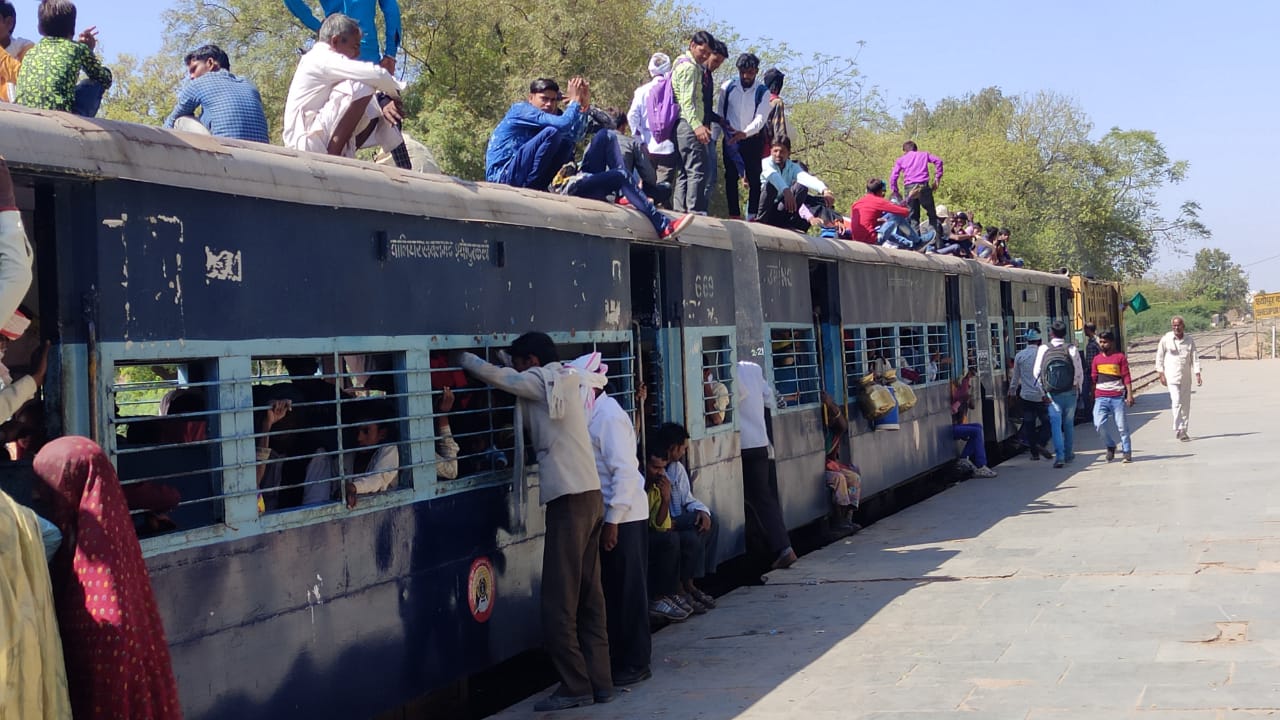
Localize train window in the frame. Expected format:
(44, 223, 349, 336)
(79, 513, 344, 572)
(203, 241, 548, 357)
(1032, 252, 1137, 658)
(770, 327, 820, 409)
(897, 325, 927, 381)
(865, 326, 897, 376)
(1013, 321, 1042, 354)
(557, 340, 639, 420)
(926, 324, 949, 382)
(700, 335, 734, 429)
(842, 327, 867, 389)
(989, 322, 1005, 372)
(111, 360, 224, 538)
(426, 349, 517, 486)
(250, 353, 413, 512)
(964, 322, 978, 371)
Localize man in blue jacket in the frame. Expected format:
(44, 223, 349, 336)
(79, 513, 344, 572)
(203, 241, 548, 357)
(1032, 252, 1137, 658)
(485, 76, 590, 191)
(285, 0, 401, 72)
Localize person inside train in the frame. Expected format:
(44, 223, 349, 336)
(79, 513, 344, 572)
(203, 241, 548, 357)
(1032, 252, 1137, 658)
(342, 397, 401, 508)
(14, 0, 112, 116)
(756, 136, 839, 232)
(644, 443, 690, 623)
(163, 44, 270, 143)
(654, 422, 719, 613)
(951, 367, 998, 478)
(282, 13, 411, 168)
(33, 436, 184, 720)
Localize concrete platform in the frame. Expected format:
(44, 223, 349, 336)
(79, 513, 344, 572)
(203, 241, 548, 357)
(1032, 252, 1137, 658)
(492, 360, 1280, 719)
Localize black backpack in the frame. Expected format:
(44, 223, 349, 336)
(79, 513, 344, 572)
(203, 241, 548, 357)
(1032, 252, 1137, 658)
(1039, 344, 1075, 394)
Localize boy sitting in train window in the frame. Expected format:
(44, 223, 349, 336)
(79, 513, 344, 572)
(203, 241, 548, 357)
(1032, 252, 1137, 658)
(342, 398, 401, 508)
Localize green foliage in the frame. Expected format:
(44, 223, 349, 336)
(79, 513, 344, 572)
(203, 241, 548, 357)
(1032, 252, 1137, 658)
(1185, 248, 1250, 312)
(1124, 298, 1216, 339)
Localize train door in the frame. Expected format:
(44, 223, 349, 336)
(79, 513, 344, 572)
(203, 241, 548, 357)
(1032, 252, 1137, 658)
(945, 274, 962, 380)
(809, 260, 842, 402)
(630, 244, 680, 449)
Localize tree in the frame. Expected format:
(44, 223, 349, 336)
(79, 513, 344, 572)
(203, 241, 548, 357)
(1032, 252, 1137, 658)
(1185, 248, 1249, 312)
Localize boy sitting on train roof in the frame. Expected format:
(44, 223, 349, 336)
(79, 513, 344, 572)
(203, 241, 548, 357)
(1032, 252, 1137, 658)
(283, 13, 411, 168)
(163, 44, 270, 143)
(485, 77, 591, 191)
(755, 136, 840, 233)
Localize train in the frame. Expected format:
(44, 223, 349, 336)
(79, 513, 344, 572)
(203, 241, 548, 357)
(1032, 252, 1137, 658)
(0, 104, 1077, 719)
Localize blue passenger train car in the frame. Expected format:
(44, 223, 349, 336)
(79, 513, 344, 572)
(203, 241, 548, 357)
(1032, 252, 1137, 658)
(0, 105, 1072, 719)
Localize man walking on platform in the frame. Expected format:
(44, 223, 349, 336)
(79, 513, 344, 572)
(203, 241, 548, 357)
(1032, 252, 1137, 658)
(1009, 329, 1051, 461)
(1091, 329, 1134, 463)
(1155, 315, 1202, 441)
(1034, 321, 1084, 468)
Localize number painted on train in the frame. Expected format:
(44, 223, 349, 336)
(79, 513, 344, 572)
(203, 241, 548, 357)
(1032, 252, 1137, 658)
(694, 274, 715, 299)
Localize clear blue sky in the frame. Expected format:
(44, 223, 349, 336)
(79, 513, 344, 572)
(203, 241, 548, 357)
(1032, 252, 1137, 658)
(13, 0, 1273, 291)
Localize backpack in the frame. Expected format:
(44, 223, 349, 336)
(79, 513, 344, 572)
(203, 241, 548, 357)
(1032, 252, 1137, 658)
(645, 56, 691, 144)
(1039, 344, 1075, 394)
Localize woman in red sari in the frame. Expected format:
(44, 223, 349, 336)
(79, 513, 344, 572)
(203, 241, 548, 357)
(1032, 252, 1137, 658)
(33, 436, 183, 720)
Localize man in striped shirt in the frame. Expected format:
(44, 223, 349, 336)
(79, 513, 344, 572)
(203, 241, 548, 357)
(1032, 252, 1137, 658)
(1091, 330, 1134, 463)
(164, 45, 269, 143)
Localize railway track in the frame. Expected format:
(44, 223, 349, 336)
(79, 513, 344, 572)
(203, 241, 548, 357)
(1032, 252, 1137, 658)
(1127, 326, 1256, 395)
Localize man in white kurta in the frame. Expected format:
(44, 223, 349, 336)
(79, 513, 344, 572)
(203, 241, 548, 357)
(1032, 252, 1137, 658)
(1154, 315, 1202, 440)
(282, 13, 406, 160)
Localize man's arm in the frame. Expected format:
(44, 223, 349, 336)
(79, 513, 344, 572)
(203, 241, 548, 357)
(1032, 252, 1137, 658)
(1154, 336, 1166, 375)
(598, 413, 640, 524)
(760, 159, 789, 193)
(1190, 339, 1202, 377)
(626, 87, 646, 140)
(459, 352, 547, 401)
(1032, 345, 1047, 381)
(163, 82, 202, 128)
(315, 48, 406, 96)
(1008, 356, 1021, 394)
(1120, 354, 1134, 404)
(929, 152, 944, 185)
(796, 169, 829, 195)
(78, 44, 113, 89)
(351, 446, 400, 494)
(510, 100, 587, 135)
(889, 158, 905, 196)
(872, 196, 910, 216)
(284, 0, 324, 32)
(378, 0, 402, 61)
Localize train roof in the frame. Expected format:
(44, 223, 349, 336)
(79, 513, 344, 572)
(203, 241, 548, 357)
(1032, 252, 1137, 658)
(0, 106, 1067, 285)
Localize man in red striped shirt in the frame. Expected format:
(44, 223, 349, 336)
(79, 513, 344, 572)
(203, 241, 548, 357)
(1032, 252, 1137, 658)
(1090, 330, 1134, 463)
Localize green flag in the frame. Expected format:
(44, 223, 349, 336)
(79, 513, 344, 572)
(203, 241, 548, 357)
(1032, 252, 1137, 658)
(1127, 292, 1150, 314)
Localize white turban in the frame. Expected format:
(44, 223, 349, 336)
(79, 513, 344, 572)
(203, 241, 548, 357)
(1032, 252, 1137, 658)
(648, 52, 672, 77)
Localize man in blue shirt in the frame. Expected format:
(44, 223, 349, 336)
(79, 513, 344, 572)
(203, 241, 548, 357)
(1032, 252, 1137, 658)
(163, 45, 269, 143)
(284, 0, 400, 72)
(485, 77, 590, 191)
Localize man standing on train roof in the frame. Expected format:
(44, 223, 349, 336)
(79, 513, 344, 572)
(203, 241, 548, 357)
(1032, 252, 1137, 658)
(1155, 315, 1202, 441)
(890, 140, 944, 241)
(284, 0, 400, 73)
(163, 45, 270, 143)
(719, 52, 770, 219)
(456, 334, 614, 711)
(1034, 320, 1084, 468)
(485, 77, 590, 191)
(1009, 328, 1052, 462)
(282, 14, 411, 167)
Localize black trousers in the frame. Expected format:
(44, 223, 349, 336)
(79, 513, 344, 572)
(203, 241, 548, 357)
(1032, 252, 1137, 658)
(648, 529, 681, 597)
(756, 182, 839, 231)
(741, 447, 791, 561)
(725, 134, 765, 217)
(542, 490, 612, 697)
(600, 519, 650, 673)
(905, 181, 943, 240)
(1021, 397, 1050, 449)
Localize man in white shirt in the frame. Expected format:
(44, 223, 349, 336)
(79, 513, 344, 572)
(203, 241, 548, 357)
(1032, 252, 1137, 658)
(1032, 321, 1084, 468)
(756, 136, 837, 232)
(719, 52, 770, 218)
(458, 333, 613, 711)
(568, 353, 653, 688)
(736, 360, 795, 573)
(626, 52, 678, 205)
(1008, 329, 1051, 460)
(282, 13, 408, 164)
(1155, 315, 1202, 441)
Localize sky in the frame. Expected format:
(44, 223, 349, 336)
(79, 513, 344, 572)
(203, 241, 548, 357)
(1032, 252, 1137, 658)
(12, 0, 1274, 291)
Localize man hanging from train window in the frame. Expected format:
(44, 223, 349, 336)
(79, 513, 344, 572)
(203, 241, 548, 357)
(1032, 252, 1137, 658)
(485, 77, 590, 191)
(163, 44, 270, 143)
(756, 137, 840, 233)
(284, 0, 400, 73)
(282, 13, 411, 168)
(456, 333, 614, 711)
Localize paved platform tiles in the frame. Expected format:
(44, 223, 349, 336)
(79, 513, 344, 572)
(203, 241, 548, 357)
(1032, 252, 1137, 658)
(493, 359, 1280, 719)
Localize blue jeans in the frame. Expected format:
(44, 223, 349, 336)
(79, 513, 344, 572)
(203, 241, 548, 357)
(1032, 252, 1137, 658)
(1093, 396, 1130, 453)
(953, 423, 987, 467)
(73, 78, 106, 118)
(878, 213, 932, 250)
(1047, 390, 1078, 462)
(499, 125, 577, 190)
(570, 129, 668, 234)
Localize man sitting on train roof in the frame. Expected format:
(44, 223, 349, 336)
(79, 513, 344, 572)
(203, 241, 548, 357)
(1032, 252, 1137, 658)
(755, 136, 840, 232)
(484, 77, 590, 191)
(282, 13, 411, 168)
(849, 177, 919, 246)
(163, 44, 269, 143)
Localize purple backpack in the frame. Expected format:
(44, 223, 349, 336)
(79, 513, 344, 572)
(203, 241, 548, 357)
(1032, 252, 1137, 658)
(645, 56, 690, 144)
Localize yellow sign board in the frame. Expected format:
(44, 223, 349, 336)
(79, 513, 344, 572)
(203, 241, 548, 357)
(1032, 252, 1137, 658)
(1255, 291, 1280, 320)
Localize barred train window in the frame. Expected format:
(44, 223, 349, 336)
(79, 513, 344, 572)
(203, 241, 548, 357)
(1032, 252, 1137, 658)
(926, 324, 948, 382)
(1014, 320, 1042, 354)
(842, 327, 866, 390)
(425, 350, 516, 485)
(700, 335, 734, 428)
(989, 322, 1005, 371)
(111, 360, 223, 537)
(897, 325, 926, 380)
(770, 327, 819, 408)
(964, 322, 977, 371)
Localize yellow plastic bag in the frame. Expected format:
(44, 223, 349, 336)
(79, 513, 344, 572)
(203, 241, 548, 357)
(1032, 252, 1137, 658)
(884, 369, 917, 413)
(857, 373, 894, 419)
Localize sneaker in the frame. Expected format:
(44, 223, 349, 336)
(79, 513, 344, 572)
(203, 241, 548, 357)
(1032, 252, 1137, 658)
(973, 466, 998, 478)
(679, 593, 708, 615)
(1065, 454, 1075, 464)
(690, 588, 716, 609)
(670, 593, 694, 614)
(1122, 452, 1133, 463)
(616, 196, 631, 206)
(649, 597, 688, 622)
(1106, 447, 1115, 462)
(660, 213, 695, 240)
(772, 547, 798, 570)
(533, 692, 594, 712)
(1052, 461, 1065, 469)
(1039, 446, 1055, 460)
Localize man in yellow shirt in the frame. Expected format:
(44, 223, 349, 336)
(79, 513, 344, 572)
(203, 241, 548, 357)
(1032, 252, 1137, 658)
(0, 46, 18, 102)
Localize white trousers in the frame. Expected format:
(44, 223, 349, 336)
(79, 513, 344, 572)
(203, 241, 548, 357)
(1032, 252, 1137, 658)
(294, 80, 403, 157)
(1168, 378, 1192, 434)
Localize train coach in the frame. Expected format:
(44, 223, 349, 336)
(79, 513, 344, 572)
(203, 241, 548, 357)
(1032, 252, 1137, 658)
(0, 105, 1073, 719)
